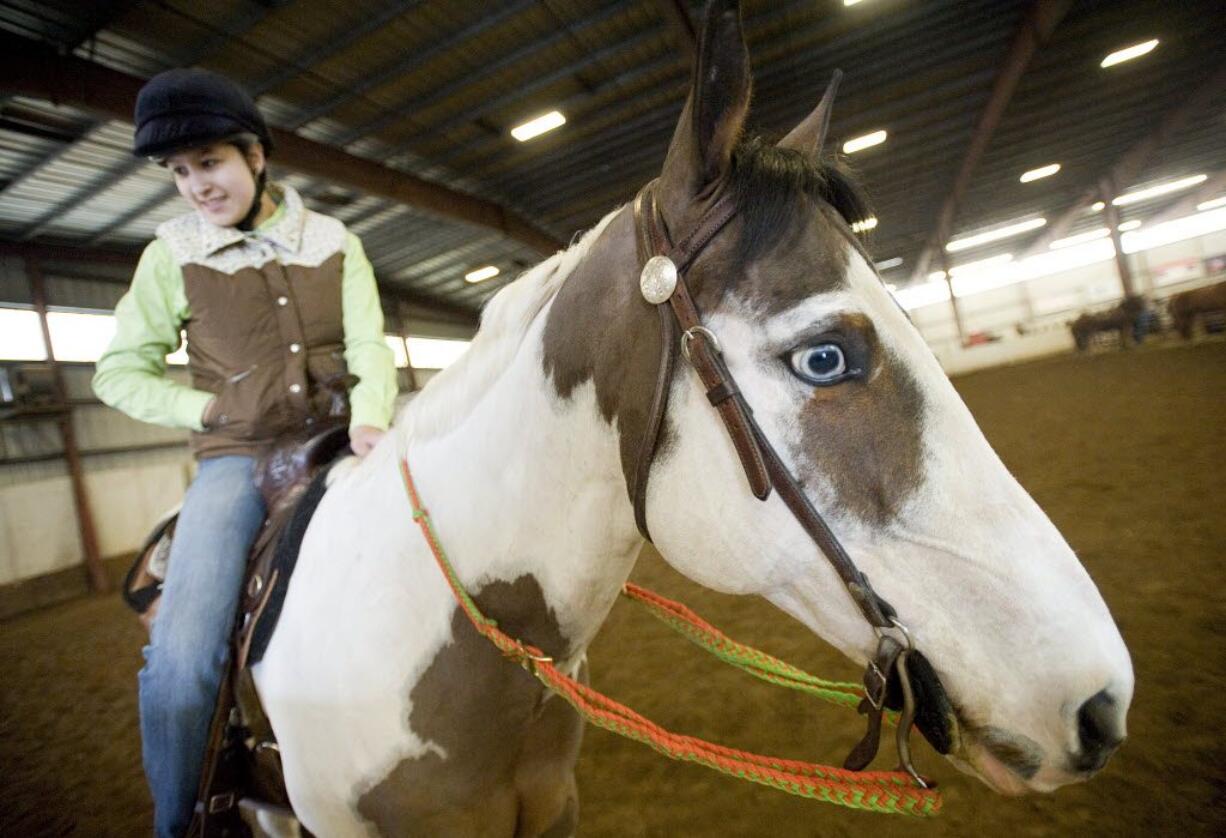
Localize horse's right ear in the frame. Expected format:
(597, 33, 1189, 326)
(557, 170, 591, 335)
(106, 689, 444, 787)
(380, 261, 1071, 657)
(778, 70, 842, 160)
(658, 0, 751, 216)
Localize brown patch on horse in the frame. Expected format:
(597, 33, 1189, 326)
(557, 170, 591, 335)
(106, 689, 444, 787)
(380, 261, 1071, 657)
(794, 310, 926, 527)
(356, 575, 582, 836)
(732, 203, 851, 316)
(542, 208, 680, 499)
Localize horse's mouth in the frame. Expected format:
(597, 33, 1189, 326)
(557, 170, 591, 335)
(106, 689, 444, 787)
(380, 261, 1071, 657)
(902, 654, 1047, 796)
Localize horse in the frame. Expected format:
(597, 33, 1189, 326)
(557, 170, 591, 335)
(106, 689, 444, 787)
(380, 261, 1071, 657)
(250, 2, 1133, 833)
(1069, 295, 1150, 351)
(1168, 280, 1226, 338)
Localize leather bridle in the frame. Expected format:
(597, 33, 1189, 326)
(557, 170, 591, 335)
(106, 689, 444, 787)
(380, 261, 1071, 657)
(629, 178, 944, 784)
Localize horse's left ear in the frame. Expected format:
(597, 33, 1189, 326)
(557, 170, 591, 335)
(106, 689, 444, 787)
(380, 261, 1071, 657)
(778, 70, 842, 159)
(658, 0, 751, 210)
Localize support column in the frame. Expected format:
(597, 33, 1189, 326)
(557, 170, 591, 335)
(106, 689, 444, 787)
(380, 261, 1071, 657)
(397, 301, 420, 393)
(939, 250, 968, 346)
(1100, 178, 1137, 298)
(27, 256, 108, 593)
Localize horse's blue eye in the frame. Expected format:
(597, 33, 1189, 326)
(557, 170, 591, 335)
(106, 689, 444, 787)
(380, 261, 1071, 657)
(789, 343, 848, 385)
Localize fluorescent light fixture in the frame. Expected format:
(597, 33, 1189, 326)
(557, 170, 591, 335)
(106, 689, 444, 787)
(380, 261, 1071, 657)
(948, 253, 1013, 278)
(1090, 201, 1106, 212)
(1101, 39, 1159, 68)
(844, 0, 866, 5)
(406, 337, 471, 370)
(842, 130, 887, 154)
(851, 216, 878, 233)
(875, 257, 903, 271)
(946, 216, 1046, 252)
(1197, 196, 1226, 212)
(1117, 219, 1143, 232)
(464, 265, 500, 283)
(1113, 174, 1207, 206)
(1050, 227, 1110, 249)
(511, 110, 566, 142)
(1020, 163, 1061, 183)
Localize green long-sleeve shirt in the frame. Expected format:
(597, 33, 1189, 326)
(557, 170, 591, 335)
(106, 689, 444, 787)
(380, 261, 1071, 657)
(94, 204, 396, 433)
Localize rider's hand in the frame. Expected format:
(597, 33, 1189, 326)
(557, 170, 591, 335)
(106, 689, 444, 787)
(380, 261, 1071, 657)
(350, 425, 385, 457)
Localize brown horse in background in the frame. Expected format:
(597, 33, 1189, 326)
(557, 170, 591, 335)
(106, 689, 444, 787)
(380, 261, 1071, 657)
(1168, 281, 1226, 338)
(1070, 295, 1149, 351)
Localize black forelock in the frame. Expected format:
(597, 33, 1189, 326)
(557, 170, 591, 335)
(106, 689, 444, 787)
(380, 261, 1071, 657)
(726, 134, 871, 259)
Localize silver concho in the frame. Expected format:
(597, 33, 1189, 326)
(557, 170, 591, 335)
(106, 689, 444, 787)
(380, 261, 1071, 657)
(639, 255, 678, 305)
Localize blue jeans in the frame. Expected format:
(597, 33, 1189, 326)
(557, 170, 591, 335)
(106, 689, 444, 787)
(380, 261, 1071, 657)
(139, 455, 266, 837)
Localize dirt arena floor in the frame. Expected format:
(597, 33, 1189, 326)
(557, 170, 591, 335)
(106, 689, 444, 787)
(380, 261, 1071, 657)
(2, 340, 1223, 837)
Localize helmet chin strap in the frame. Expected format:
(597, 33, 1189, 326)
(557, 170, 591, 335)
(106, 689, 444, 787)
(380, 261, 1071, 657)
(235, 165, 267, 232)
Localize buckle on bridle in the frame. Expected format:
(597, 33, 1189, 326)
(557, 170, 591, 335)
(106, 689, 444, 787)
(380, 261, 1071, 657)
(681, 325, 722, 362)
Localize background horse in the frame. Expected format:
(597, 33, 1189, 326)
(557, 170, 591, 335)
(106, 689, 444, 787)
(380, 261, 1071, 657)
(1069, 295, 1149, 350)
(252, 2, 1133, 834)
(1168, 280, 1226, 338)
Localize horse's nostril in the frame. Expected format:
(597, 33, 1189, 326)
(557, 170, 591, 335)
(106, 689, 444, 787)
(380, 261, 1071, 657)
(1074, 689, 1125, 773)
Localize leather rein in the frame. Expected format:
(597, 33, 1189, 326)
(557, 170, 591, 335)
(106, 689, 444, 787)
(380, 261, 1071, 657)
(629, 179, 935, 784)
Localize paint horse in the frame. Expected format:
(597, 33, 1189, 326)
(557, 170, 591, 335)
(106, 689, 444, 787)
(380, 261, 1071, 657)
(252, 2, 1134, 833)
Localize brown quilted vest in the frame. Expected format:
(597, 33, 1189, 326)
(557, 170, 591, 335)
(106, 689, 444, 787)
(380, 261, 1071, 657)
(159, 185, 352, 458)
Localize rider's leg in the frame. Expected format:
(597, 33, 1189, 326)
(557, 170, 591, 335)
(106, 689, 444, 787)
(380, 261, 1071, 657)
(138, 454, 266, 838)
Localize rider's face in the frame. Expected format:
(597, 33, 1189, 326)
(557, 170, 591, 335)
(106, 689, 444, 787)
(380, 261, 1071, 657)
(166, 142, 263, 228)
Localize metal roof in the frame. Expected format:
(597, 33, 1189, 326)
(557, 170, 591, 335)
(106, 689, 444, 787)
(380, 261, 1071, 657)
(1, 0, 1223, 315)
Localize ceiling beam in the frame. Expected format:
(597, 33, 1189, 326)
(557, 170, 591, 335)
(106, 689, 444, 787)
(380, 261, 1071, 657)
(1146, 169, 1226, 227)
(653, 0, 697, 65)
(0, 31, 562, 255)
(0, 241, 480, 324)
(908, 0, 1071, 283)
(1022, 62, 1226, 257)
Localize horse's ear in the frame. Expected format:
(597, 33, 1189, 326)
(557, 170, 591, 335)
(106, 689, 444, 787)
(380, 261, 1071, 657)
(778, 70, 842, 159)
(658, 0, 751, 210)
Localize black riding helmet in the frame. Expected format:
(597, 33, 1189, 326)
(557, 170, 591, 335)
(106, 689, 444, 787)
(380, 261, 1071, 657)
(133, 68, 273, 230)
(133, 68, 272, 159)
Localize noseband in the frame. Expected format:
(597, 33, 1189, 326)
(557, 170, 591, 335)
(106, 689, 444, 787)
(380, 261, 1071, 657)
(629, 179, 941, 783)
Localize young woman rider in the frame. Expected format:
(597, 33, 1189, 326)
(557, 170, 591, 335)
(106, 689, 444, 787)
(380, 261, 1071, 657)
(93, 68, 397, 836)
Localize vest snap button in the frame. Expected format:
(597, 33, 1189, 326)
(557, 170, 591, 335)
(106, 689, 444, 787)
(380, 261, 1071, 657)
(289, 383, 302, 394)
(277, 296, 289, 306)
(290, 343, 301, 353)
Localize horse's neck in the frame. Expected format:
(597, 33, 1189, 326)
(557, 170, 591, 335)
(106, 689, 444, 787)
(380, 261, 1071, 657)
(402, 306, 643, 661)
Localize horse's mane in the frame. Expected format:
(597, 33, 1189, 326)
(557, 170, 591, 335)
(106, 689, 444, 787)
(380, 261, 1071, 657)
(399, 209, 620, 442)
(727, 134, 871, 259)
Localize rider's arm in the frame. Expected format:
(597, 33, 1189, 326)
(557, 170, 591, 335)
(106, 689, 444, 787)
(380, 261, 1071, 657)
(92, 239, 214, 430)
(341, 232, 397, 432)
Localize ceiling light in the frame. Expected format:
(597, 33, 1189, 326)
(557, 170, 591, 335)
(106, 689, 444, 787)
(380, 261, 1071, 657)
(1113, 174, 1207, 206)
(844, 0, 867, 5)
(1090, 201, 1106, 212)
(1050, 228, 1110, 249)
(1117, 219, 1143, 232)
(949, 253, 1013, 277)
(875, 257, 903, 271)
(1101, 39, 1159, 68)
(1197, 196, 1226, 212)
(1020, 163, 1061, 183)
(511, 110, 566, 142)
(946, 216, 1046, 252)
(851, 216, 878, 233)
(842, 130, 887, 154)
(464, 265, 500, 283)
